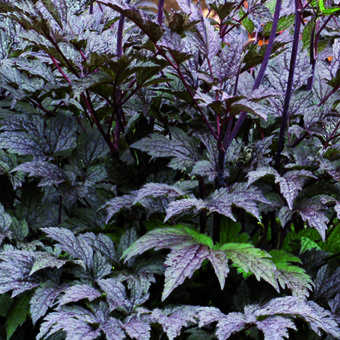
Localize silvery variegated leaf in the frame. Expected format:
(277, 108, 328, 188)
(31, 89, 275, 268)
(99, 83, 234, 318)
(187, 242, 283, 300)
(256, 315, 296, 340)
(97, 278, 132, 313)
(0, 204, 12, 245)
(0, 250, 40, 297)
(41, 227, 94, 269)
(131, 127, 200, 170)
(36, 305, 102, 340)
(0, 114, 77, 159)
(123, 312, 152, 340)
(30, 281, 66, 325)
(57, 284, 101, 306)
(151, 306, 199, 340)
(13, 161, 67, 186)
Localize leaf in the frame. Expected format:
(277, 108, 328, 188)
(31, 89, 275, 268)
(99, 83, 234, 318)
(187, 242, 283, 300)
(165, 198, 208, 222)
(100, 317, 126, 340)
(151, 306, 199, 340)
(163, 244, 210, 301)
(220, 243, 279, 291)
(256, 296, 340, 337)
(256, 315, 296, 340)
(97, 0, 163, 42)
(0, 250, 40, 297)
(13, 161, 66, 186)
(270, 250, 313, 298)
(30, 281, 65, 325)
(133, 183, 185, 205)
(0, 293, 12, 317)
(298, 205, 329, 241)
(6, 293, 30, 340)
(79, 232, 119, 265)
(42, 227, 93, 268)
(30, 251, 68, 275)
(97, 278, 132, 313)
(276, 170, 316, 210)
(104, 193, 136, 223)
(198, 307, 246, 339)
(0, 204, 12, 245)
(313, 264, 340, 300)
(58, 284, 101, 306)
(131, 127, 200, 170)
(0, 114, 76, 159)
(199, 297, 340, 339)
(36, 306, 102, 340)
(123, 312, 152, 340)
(122, 226, 231, 299)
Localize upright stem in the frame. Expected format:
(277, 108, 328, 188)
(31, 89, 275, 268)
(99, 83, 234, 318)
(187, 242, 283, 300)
(158, 0, 164, 25)
(223, 0, 283, 151)
(275, 0, 302, 170)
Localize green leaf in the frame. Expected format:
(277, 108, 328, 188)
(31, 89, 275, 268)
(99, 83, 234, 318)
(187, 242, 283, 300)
(302, 19, 315, 50)
(219, 243, 279, 291)
(263, 14, 295, 36)
(6, 293, 30, 340)
(270, 250, 313, 298)
(0, 294, 12, 317)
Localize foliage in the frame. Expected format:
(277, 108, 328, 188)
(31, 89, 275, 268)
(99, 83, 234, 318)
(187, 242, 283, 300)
(0, 0, 340, 339)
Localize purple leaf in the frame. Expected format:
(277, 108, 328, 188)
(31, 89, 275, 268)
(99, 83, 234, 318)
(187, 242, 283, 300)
(30, 281, 65, 325)
(97, 278, 132, 312)
(30, 251, 68, 275)
(216, 312, 247, 339)
(124, 312, 152, 340)
(151, 306, 199, 340)
(163, 244, 210, 301)
(100, 317, 125, 340)
(256, 316, 296, 340)
(58, 284, 101, 306)
(207, 250, 230, 290)
(0, 250, 40, 297)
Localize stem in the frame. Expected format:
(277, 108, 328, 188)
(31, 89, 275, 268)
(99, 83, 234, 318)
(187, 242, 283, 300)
(275, 0, 302, 170)
(223, 0, 282, 150)
(306, 18, 316, 90)
(157, 0, 164, 25)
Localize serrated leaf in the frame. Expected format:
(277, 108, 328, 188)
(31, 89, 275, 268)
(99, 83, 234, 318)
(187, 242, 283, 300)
(0, 250, 40, 297)
(30, 251, 68, 275)
(0, 204, 12, 245)
(220, 243, 278, 291)
(256, 315, 296, 340)
(36, 306, 102, 340)
(314, 264, 340, 300)
(104, 193, 136, 223)
(256, 296, 340, 337)
(131, 127, 200, 170)
(123, 313, 152, 340)
(30, 281, 65, 325)
(298, 205, 329, 241)
(0, 293, 12, 317)
(58, 284, 101, 306)
(0, 114, 76, 159)
(101, 317, 126, 340)
(163, 244, 210, 301)
(42, 227, 93, 268)
(133, 183, 185, 205)
(13, 161, 66, 186)
(270, 250, 313, 298)
(97, 278, 132, 313)
(97, 0, 163, 42)
(276, 170, 315, 210)
(165, 198, 208, 222)
(151, 306, 199, 340)
(6, 293, 30, 340)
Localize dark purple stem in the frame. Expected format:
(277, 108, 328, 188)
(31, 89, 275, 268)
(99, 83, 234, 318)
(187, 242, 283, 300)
(158, 0, 164, 25)
(275, 0, 303, 170)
